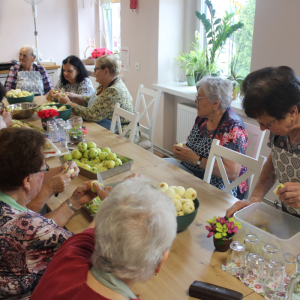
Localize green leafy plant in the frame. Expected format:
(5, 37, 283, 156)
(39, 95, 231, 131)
(196, 0, 244, 66)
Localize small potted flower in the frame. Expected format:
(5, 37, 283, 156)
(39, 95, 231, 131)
(37, 109, 59, 130)
(91, 47, 113, 59)
(206, 216, 242, 252)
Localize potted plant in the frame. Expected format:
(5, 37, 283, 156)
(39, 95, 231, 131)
(206, 215, 242, 252)
(195, 0, 244, 82)
(175, 51, 196, 86)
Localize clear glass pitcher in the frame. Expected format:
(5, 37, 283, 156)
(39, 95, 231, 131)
(68, 116, 84, 144)
(285, 254, 300, 300)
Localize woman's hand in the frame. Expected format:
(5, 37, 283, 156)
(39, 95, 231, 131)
(226, 199, 252, 217)
(44, 172, 72, 196)
(46, 89, 56, 101)
(62, 161, 79, 179)
(277, 182, 300, 209)
(65, 92, 77, 101)
(2, 111, 12, 125)
(172, 144, 199, 165)
(57, 93, 71, 104)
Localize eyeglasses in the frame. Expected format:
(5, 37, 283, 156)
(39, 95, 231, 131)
(94, 67, 102, 72)
(39, 163, 50, 173)
(195, 93, 206, 102)
(258, 118, 277, 130)
(18, 53, 31, 59)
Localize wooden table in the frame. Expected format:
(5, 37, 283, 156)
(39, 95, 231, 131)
(6, 96, 264, 300)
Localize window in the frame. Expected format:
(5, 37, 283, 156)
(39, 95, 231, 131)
(200, 0, 256, 77)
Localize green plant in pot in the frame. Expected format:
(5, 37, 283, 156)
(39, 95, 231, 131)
(175, 51, 196, 86)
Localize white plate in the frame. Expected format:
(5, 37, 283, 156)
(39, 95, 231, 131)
(44, 138, 61, 158)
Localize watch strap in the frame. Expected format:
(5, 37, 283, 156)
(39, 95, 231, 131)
(65, 199, 77, 212)
(197, 156, 203, 166)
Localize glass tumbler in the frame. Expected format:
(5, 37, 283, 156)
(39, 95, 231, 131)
(244, 234, 260, 258)
(283, 253, 297, 278)
(226, 241, 246, 276)
(50, 125, 60, 143)
(244, 253, 264, 283)
(264, 260, 286, 294)
(262, 244, 279, 263)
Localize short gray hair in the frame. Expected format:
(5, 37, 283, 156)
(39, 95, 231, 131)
(96, 54, 120, 76)
(92, 178, 177, 283)
(20, 45, 37, 58)
(197, 76, 233, 110)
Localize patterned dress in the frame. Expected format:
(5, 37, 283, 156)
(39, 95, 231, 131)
(56, 78, 95, 97)
(181, 108, 248, 197)
(74, 80, 140, 144)
(0, 193, 73, 299)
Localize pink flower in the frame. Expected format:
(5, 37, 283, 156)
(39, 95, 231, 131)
(216, 217, 228, 225)
(226, 222, 238, 234)
(205, 222, 216, 238)
(91, 47, 113, 59)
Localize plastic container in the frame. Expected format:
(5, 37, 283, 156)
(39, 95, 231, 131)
(233, 202, 300, 257)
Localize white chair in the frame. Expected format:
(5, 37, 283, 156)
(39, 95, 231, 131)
(203, 139, 266, 198)
(244, 122, 266, 159)
(135, 84, 162, 153)
(110, 103, 140, 143)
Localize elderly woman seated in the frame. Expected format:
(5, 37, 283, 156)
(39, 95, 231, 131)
(172, 76, 248, 199)
(0, 127, 106, 299)
(4, 45, 53, 95)
(30, 178, 177, 300)
(57, 55, 139, 143)
(46, 55, 95, 101)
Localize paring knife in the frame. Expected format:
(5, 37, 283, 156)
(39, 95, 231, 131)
(97, 170, 105, 188)
(55, 162, 72, 197)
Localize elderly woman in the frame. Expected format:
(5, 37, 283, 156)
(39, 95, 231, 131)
(173, 76, 248, 198)
(46, 55, 94, 101)
(30, 178, 177, 300)
(227, 66, 300, 218)
(0, 127, 105, 299)
(57, 55, 139, 143)
(4, 45, 53, 95)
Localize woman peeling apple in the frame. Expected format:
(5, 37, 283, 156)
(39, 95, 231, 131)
(227, 66, 300, 218)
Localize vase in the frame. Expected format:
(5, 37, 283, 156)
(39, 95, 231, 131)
(186, 75, 195, 86)
(213, 236, 232, 252)
(41, 117, 56, 131)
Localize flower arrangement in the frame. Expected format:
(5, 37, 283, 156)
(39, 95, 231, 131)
(206, 216, 242, 245)
(91, 48, 113, 59)
(37, 109, 59, 119)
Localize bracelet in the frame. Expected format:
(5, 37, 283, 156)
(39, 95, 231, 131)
(65, 199, 77, 213)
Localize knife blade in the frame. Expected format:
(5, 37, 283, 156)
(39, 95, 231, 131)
(55, 162, 71, 197)
(97, 170, 105, 188)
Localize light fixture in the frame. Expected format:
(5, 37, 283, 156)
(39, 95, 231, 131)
(23, 0, 45, 64)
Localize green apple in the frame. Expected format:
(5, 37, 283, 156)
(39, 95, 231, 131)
(273, 183, 284, 196)
(96, 148, 102, 155)
(176, 143, 184, 147)
(90, 157, 100, 164)
(177, 211, 184, 216)
(72, 159, 81, 164)
(107, 152, 117, 160)
(90, 180, 103, 193)
(99, 152, 108, 161)
(83, 150, 89, 158)
(101, 147, 111, 154)
(105, 160, 115, 169)
(95, 164, 104, 171)
(82, 164, 91, 170)
(86, 161, 95, 167)
(63, 153, 73, 161)
(77, 162, 83, 168)
(182, 202, 195, 215)
(90, 167, 98, 174)
(64, 165, 74, 175)
(81, 157, 89, 163)
(87, 142, 97, 149)
(114, 158, 122, 167)
(98, 167, 108, 172)
(89, 148, 98, 158)
(71, 149, 82, 160)
(183, 188, 197, 200)
(12, 124, 21, 128)
(78, 142, 87, 153)
(175, 186, 185, 197)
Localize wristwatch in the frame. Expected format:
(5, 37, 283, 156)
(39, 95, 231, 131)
(197, 156, 203, 167)
(65, 199, 77, 213)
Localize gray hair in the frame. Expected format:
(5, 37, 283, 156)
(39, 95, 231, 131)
(196, 76, 233, 110)
(96, 54, 120, 76)
(92, 178, 177, 283)
(20, 45, 37, 58)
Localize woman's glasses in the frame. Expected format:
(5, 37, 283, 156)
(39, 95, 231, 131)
(94, 67, 102, 72)
(39, 163, 50, 173)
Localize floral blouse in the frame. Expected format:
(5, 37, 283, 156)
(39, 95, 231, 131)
(75, 80, 140, 144)
(56, 77, 95, 97)
(0, 195, 73, 299)
(181, 108, 248, 197)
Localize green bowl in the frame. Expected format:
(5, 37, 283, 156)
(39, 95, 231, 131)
(6, 94, 34, 105)
(176, 198, 200, 232)
(46, 104, 72, 121)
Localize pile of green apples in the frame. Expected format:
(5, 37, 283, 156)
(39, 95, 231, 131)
(63, 142, 122, 174)
(157, 182, 197, 216)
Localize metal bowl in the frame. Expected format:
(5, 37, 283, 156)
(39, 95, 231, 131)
(7, 102, 39, 119)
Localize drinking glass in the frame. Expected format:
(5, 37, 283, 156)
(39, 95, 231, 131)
(50, 125, 60, 143)
(264, 260, 286, 294)
(283, 253, 297, 278)
(69, 116, 84, 144)
(226, 241, 246, 276)
(262, 244, 279, 263)
(244, 253, 264, 283)
(244, 234, 260, 258)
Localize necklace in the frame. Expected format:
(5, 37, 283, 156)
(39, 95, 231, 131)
(289, 128, 300, 149)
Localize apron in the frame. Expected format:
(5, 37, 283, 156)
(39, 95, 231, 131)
(87, 91, 98, 108)
(271, 141, 300, 215)
(16, 71, 44, 95)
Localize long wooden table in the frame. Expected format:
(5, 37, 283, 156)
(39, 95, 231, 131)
(6, 96, 264, 299)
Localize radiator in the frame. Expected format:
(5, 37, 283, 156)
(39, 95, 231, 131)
(176, 103, 197, 143)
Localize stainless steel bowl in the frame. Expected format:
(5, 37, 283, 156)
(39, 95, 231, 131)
(7, 102, 38, 119)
